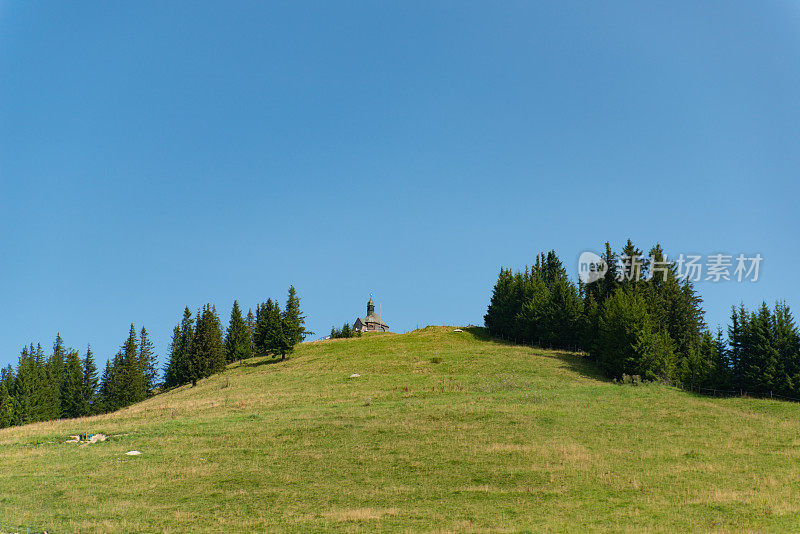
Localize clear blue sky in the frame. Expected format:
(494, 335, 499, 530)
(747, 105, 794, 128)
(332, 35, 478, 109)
(1, 1, 799, 369)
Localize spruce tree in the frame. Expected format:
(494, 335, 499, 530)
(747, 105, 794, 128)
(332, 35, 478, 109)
(120, 324, 147, 406)
(255, 299, 277, 355)
(99, 358, 119, 412)
(43, 335, 66, 420)
(283, 286, 309, 347)
(164, 307, 194, 388)
(51, 334, 66, 381)
(61, 350, 87, 418)
(713, 328, 730, 388)
(225, 300, 252, 362)
(773, 302, 800, 396)
(13, 346, 34, 424)
(163, 326, 183, 389)
(190, 304, 225, 385)
(139, 327, 158, 393)
(82, 345, 99, 415)
(0, 367, 17, 428)
(245, 308, 256, 357)
(275, 306, 293, 359)
(484, 267, 515, 338)
(593, 288, 654, 378)
(619, 239, 645, 286)
(262, 300, 283, 357)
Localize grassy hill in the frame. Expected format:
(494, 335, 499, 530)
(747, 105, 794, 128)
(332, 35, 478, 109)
(2, 326, 800, 532)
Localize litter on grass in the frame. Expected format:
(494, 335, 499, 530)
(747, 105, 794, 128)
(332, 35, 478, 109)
(66, 433, 107, 445)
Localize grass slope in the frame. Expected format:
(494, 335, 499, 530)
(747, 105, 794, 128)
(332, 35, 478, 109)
(2, 327, 800, 532)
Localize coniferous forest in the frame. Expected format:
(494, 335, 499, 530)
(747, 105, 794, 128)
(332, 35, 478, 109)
(485, 241, 800, 399)
(0, 286, 308, 429)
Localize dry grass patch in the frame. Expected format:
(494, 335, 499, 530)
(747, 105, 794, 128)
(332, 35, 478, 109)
(325, 507, 399, 522)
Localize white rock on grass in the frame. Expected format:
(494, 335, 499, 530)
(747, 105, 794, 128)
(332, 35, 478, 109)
(125, 450, 142, 456)
(349, 373, 361, 378)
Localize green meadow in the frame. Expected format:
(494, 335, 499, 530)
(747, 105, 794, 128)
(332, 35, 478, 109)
(1, 326, 799, 532)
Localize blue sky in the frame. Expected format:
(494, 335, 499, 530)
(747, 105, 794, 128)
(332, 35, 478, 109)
(1, 1, 799, 369)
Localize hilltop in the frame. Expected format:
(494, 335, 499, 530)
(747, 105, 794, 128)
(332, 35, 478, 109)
(1, 327, 799, 532)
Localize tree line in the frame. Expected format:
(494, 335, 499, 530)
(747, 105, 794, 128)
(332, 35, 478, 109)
(329, 322, 361, 339)
(164, 286, 308, 389)
(0, 286, 308, 429)
(0, 326, 157, 428)
(485, 241, 800, 398)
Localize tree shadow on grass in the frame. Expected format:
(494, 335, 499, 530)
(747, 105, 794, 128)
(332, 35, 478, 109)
(243, 357, 286, 368)
(228, 356, 287, 369)
(463, 326, 607, 382)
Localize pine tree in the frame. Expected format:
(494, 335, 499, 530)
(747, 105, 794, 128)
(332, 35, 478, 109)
(225, 300, 252, 362)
